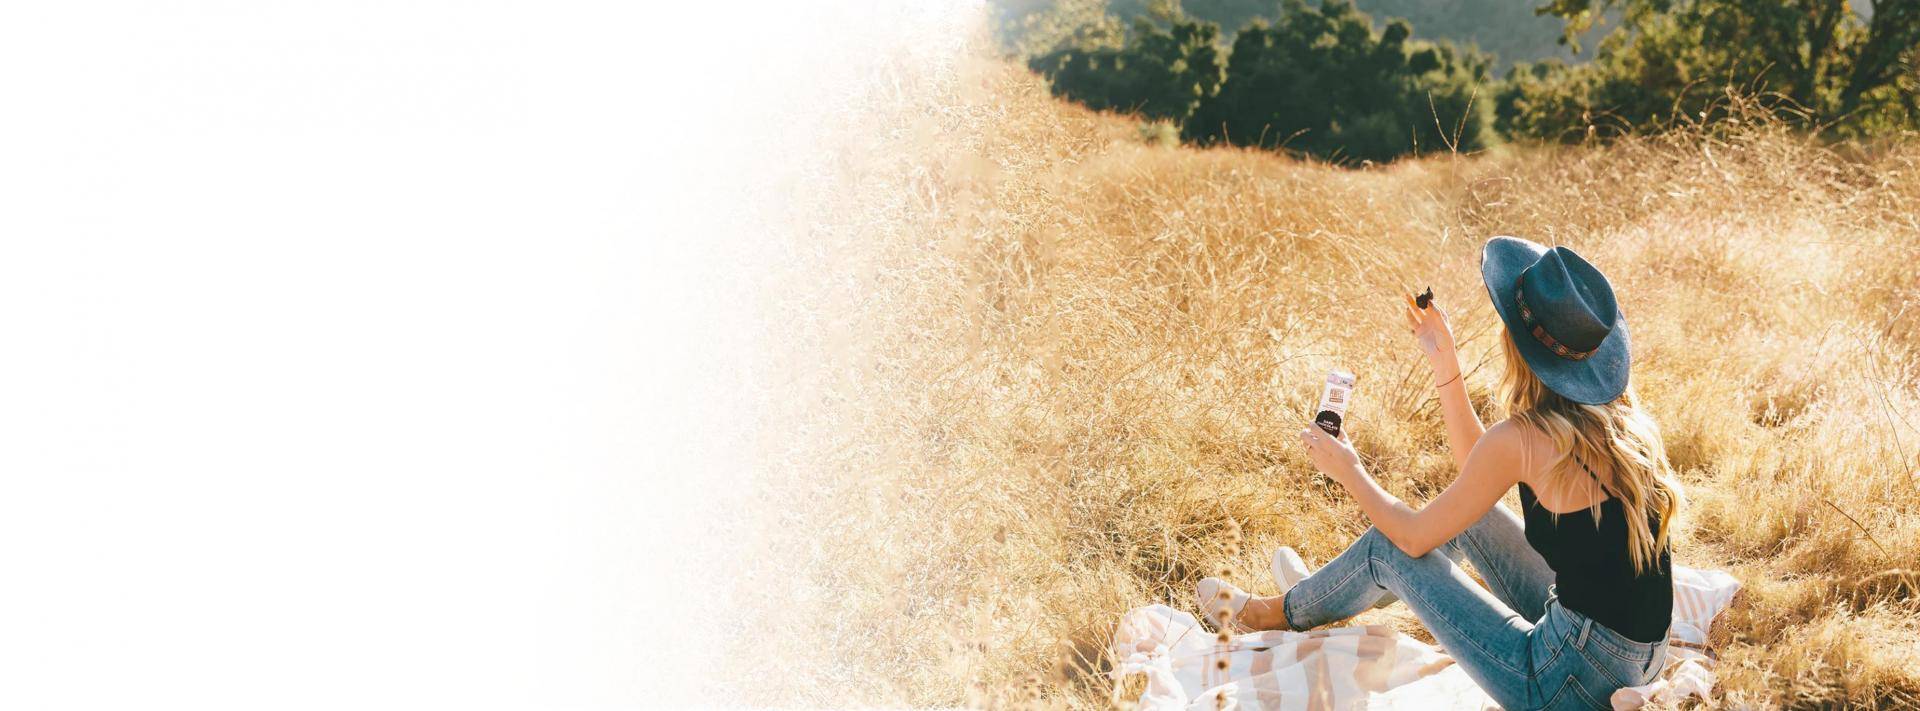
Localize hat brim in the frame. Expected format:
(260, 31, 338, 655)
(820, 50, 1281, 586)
(1481, 236, 1630, 405)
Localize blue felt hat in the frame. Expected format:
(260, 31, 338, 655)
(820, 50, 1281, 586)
(1480, 236, 1630, 405)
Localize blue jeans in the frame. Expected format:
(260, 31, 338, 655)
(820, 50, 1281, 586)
(1282, 505, 1669, 710)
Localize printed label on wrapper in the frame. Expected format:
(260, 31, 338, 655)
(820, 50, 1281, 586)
(1315, 371, 1356, 437)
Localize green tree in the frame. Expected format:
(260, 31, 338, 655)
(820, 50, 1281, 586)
(1029, 14, 1227, 123)
(1504, 0, 1920, 138)
(1183, 0, 1494, 163)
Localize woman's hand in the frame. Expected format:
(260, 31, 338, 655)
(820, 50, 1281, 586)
(1298, 427, 1367, 487)
(1404, 292, 1460, 382)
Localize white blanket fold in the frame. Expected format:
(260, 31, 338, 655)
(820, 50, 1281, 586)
(1111, 565, 1740, 710)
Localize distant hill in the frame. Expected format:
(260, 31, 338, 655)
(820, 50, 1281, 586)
(996, 0, 1877, 73)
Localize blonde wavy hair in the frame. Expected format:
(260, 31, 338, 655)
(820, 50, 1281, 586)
(1497, 332, 1684, 574)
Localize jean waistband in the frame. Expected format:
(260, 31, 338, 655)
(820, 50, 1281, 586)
(1544, 588, 1667, 664)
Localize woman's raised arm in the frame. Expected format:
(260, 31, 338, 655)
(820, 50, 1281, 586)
(1406, 295, 1485, 471)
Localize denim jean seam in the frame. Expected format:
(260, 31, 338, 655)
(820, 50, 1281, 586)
(1571, 677, 1608, 710)
(1539, 675, 1571, 709)
(1559, 674, 1609, 711)
(1369, 557, 1529, 679)
(1458, 529, 1524, 613)
(1572, 642, 1631, 690)
(1533, 630, 1568, 672)
(1291, 555, 1375, 620)
(1586, 628, 1654, 667)
(1595, 639, 1643, 666)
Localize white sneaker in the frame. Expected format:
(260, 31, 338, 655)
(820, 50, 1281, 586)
(1269, 546, 1311, 593)
(1194, 577, 1252, 632)
(1269, 546, 1396, 609)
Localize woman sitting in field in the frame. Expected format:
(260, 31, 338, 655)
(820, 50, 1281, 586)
(1197, 236, 1683, 710)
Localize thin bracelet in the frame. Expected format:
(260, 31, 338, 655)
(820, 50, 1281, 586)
(1434, 371, 1461, 389)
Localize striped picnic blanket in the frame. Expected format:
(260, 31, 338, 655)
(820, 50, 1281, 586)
(1110, 566, 1740, 710)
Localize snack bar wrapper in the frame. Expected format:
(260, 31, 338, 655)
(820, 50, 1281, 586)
(1315, 370, 1356, 437)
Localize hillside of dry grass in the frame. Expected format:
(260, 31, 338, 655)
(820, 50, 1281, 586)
(729, 40, 1920, 708)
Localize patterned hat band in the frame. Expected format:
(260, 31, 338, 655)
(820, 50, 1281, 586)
(1514, 278, 1598, 361)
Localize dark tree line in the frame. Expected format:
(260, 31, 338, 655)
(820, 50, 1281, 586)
(1029, 0, 1491, 163)
(1003, 0, 1919, 161)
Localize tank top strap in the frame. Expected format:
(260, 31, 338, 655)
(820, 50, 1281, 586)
(1570, 450, 1615, 499)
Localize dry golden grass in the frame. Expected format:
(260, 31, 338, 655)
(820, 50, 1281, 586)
(728, 31, 1920, 709)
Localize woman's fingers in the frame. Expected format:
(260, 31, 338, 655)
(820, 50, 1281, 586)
(1299, 427, 1326, 453)
(1300, 429, 1322, 465)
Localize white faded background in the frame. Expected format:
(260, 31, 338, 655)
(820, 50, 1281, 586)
(0, 1, 972, 707)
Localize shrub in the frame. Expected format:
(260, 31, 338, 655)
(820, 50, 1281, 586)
(1029, 15, 1227, 124)
(1183, 0, 1494, 163)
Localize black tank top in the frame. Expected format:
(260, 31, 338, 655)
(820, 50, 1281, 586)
(1518, 455, 1672, 644)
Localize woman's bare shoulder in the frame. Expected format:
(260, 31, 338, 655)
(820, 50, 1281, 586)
(1480, 418, 1529, 451)
(1464, 419, 1530, 465)
(1483, 418, 1557, 471)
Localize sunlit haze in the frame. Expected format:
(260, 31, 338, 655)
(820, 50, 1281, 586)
(0, 1, 975, 707)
